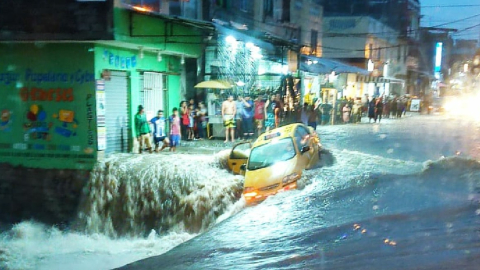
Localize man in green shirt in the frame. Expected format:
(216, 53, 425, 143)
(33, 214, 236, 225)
(135, 105, 152, 153)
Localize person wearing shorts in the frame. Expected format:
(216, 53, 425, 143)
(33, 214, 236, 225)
(222, 95, 237, 143)
(169, 107, 181, 152)
(150, 110, 170, 152)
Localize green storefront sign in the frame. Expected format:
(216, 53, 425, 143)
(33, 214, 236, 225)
(0, 43, 97, 170)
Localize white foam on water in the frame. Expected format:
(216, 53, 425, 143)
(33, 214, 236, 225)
(0, 150, 246, 270)
(0, 221, 195, 270)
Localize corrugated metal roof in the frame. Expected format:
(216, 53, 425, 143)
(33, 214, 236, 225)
(300, 55, 370, 75)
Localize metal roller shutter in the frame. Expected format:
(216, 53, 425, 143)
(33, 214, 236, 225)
(104, 71, 130, 155)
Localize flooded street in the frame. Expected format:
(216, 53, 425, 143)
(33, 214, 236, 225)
(2, 114, 480, 270)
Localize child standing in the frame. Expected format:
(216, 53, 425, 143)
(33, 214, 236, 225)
(150, 110, 170, 152)
(169, 107, 181, 152)
(188, 104, 195, 140)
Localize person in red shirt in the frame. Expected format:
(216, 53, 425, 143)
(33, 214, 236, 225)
(253, 95, 266, 137)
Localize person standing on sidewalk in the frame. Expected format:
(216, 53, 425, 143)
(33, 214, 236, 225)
(150, 110, 169, 152)
(235, 95, 244, 140)
(264, 94, 276, 132)
(180, 101, 190, 140)
(253, 95, 265, 137)
(197, 102, 208, 140)
(222, 95, 236, 143)
(241, 95, 254, 140)
(135, 105, 152, 153)
(169, 107, 181, 152)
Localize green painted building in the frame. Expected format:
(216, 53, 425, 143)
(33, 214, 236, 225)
(0, 2, 211, 170)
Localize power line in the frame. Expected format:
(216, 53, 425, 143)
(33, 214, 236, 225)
(423, 4, 480, 8)
(453, 23, 480, 34)
(428, 13, 480, 28)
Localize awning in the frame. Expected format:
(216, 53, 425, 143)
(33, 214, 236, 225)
(300, 55, 369, 75)
(356, 75, 405, 84)
(194, 80, 233, 89)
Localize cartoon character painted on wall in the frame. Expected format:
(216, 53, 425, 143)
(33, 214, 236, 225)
(53, 109, 78, 138)
(0, 109, 13, 131)
(23, 104, 52, 141)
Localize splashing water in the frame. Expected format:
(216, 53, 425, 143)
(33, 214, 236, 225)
(0, 150, 245, 270)
(74, 150, 244, 237)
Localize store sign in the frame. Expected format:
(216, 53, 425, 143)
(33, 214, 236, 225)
(0, 67, 96, 169)
(434, 42, 443, 73)
(410, 99, 421, 112)
(96, 80, 106, 151)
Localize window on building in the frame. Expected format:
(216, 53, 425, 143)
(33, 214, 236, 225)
(237, 0, 249, 12)
(140, 72, 164, 121)
(215, 0, 227, 8)
(280, 0, 290, 22)
(369, 44, 373, 59)
(397, 45, 401, 62)
(273, 0, 289, 22)
(377, 47, 381, 60)
(311, 30, 318, 55)
(264, 0, 273, 18)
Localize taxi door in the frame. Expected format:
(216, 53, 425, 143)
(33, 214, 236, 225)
(295, 125, 318, 169)
(294, 126, 312, 168)
(227, 141, 251, 175)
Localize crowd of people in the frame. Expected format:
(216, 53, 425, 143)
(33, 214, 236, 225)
(221, 93, 284, 143)
(294, 95, 413, 129)
(134, 99, 208, 153)
(134, 93, 415, 153)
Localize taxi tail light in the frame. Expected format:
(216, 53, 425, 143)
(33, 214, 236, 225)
(244, 191, 258, 198)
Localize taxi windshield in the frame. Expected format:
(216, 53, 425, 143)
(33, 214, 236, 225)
(247, 137, 296, 170)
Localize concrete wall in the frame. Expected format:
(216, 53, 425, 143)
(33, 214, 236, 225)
(0, 164, 89, 226)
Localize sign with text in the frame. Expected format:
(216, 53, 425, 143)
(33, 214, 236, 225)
(0, 44, 97, 170)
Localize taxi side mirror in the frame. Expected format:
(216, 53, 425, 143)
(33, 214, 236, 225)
(301, 146, 310, 154)
(240, 164, 246, 171)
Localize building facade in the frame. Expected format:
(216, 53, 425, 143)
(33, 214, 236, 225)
(320, 0, 424, 97)
(322, 16, 404, 97)
(0, 0, 209, 224)
(0, 0, 210, 170)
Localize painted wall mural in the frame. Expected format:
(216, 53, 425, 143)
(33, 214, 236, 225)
(0, 44, 97, 170)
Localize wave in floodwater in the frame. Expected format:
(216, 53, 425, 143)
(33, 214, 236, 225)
(4, 147, 480, 270)
(0, 150, 246, 270)
(115, 156, 480, 270)
(73, 150, 244, 237)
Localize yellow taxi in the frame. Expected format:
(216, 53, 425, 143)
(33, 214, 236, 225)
(227, 123, 322, 205)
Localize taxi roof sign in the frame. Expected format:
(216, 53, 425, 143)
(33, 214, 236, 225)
(264, 132, 281, 140)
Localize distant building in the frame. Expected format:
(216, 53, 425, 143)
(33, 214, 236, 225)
(320, 0, 425, 96)
(451, 39, 479, 62)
